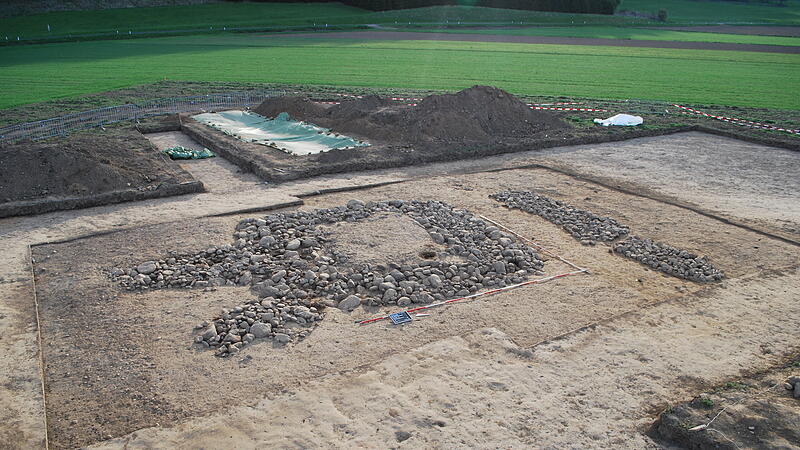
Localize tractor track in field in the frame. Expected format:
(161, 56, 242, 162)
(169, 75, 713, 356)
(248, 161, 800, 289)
(272, 30, 800, 54)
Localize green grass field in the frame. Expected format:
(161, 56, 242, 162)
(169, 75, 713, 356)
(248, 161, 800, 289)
(415, 25, 800, 46)
(1, 34, 797, 111)
(619, 0, 800, 25)
(0, 4, 646, 40)
(3, 1, 800, 42)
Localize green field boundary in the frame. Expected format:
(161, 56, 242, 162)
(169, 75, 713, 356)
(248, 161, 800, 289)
(1, 35, 798, 111)
(3, 2, 800, 46)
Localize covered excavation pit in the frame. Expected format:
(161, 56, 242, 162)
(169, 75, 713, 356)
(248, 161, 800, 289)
(192, 110, 369, 156)
(30, 163, 800, 449)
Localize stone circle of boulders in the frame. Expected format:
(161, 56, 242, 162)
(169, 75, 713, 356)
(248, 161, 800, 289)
(111, 199, 544, 356)
(613, 236, 724, 282)
(490, 190, 629, 245)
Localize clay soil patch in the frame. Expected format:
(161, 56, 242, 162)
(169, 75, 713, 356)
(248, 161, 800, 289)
(321, 212, 459, 268)
(30, 166, 800, 449)
(0, 128, 202, 218)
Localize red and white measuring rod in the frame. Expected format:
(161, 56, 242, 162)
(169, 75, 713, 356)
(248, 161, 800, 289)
(357, 268, 588, 326)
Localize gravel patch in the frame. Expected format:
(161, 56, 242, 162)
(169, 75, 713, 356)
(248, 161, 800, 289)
(613, 236, 724, 282)
(112, 200, 544, 356)
(490, 190, 629, 245)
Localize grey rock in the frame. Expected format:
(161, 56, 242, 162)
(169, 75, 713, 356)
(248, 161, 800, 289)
(136, 261, 157, 275)
(338, 295, 361, 311)
(201, 323, 217, 341)
(274, 333, 290, 344)
(428, 274, 442, 288)
(347, 199, 365, 209)
(395, 431, 412, 442)
(492, 261, 506, 275)
(250, 322, 272, 338)
(383, 288, 398, 302)
(286, 239, 301, 251)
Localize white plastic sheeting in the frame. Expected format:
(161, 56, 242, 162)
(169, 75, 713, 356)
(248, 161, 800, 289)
(193, 110, 369, 156)
(593, 114, 644, 127)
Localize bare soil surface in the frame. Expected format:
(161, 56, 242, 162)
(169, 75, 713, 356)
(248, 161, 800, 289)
(31, 166, 800, 448)
(91, 268, 800, 449)
(143, 131, 266, 194)
(279, 30, 800, 54)
(0, 128, 201, 218)
(653, 357, 800, 449)
(1, 132, 798, 449)
(321, 212, 461, 268)
(539, 131, 800, 240)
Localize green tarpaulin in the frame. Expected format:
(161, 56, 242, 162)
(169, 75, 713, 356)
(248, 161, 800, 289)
(162, 146, 216, 160)
(192, 110, 369, 156)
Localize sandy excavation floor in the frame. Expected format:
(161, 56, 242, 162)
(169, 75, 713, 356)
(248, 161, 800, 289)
(143, 131, 266, 194)
(539, 132, 800, 240)
(1, 131, 799, 449)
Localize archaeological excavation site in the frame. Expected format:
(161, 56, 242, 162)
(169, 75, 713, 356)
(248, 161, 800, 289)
(2, 85, 799, 449)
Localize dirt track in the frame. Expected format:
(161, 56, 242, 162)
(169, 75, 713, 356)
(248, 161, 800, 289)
(278, 30, 800, 54)
(1, 131, 799, 448)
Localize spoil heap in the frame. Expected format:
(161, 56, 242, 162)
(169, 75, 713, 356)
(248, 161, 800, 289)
(252, 96, 326, 120)
(0, 131, 196, 214)
(252, 86, 567, 148)
(401, 85, 565, 143)
(112, 199, 544, 356)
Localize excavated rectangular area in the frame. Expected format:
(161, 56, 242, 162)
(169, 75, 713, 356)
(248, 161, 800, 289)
(30, 166, 800, 449)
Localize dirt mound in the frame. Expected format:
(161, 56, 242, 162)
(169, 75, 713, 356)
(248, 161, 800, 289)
(253, 96, 327, 120)
(326, 95, 394, 120)
(0, 129, 199, 215)
(252, 86, 566, 147)
(404, 85, 566, 142)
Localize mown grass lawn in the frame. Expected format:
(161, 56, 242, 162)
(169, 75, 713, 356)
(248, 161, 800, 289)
(1, 34, 798, 110)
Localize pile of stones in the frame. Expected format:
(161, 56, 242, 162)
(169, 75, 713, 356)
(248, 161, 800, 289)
(490, 190, 629, 245)
(490, 190, 724, 283)
(112, 199, 544, 356)
(613, 236, 724, 282)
